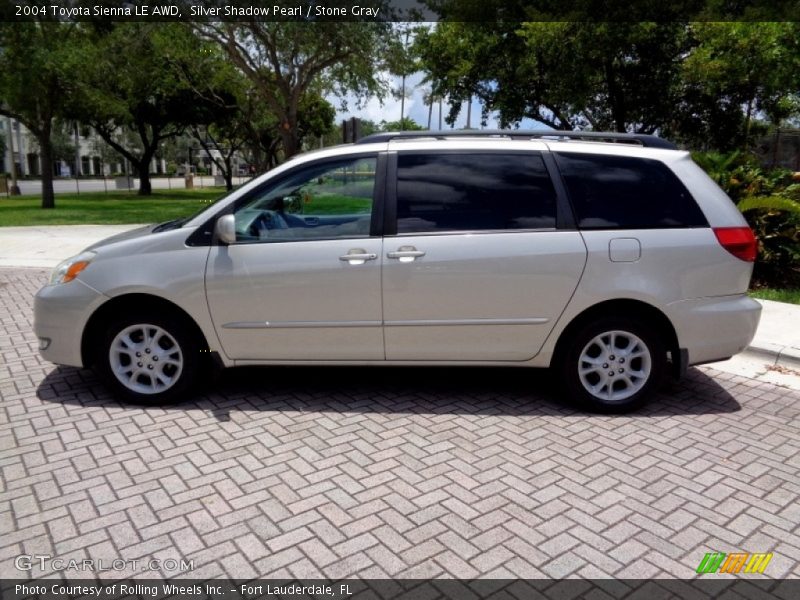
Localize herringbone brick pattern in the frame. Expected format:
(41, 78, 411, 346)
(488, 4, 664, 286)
(1, 267, 799, 579)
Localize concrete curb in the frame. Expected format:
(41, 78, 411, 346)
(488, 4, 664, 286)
(744, 299, 800, 372)
(744, 343, 800, 371)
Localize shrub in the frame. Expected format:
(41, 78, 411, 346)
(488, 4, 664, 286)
(737, 195, 800, 288)
(692, 151, 793, 201)
(694, 150, 800, 288)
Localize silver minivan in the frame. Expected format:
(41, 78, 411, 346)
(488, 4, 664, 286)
(34, 131, 762, 412)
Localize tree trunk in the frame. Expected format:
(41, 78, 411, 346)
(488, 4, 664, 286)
(772, 127, 780, 168)
(249, 147, 266, 173)
(427, 100, 433, 129)
(279, 123, 301, 159)
(744, 98, 754, 146)
(400, 74, 406, 129)
(138, 172, 152, 195)
(604, 59, 626, 132)
(223, 155, 234, 190)
(136, 158, 152, 196)
(136, 148, 157, 195)
(193, 128, 237, 191)
(74, 123, 81, 176)
(38, 127, 55, 209)
(92, 124, 158, 196)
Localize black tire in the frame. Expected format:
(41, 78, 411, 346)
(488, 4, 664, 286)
(94, 311, 202, 404)
(557, 316, 666, 413)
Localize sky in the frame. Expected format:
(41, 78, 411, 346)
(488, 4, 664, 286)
(331, 71, 547, 132)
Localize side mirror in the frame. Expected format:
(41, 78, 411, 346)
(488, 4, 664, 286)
(214, 214, 237, 245)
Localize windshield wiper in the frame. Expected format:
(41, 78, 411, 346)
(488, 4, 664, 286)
(152, 217, 189, 233)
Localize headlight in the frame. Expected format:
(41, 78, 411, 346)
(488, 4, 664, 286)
(49, 251, 96, 285)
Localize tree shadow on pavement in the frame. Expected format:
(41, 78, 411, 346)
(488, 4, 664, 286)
(37, 364, 741, 420)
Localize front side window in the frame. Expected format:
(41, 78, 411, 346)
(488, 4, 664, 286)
(395, 153, 557, 234)
(233, 156, 376, 242)
(554, 152, 708, 229)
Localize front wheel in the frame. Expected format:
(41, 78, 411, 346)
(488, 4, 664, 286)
(558, 317, 666, 413)
(95, 313, 201, 404)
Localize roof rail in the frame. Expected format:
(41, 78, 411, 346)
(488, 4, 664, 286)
(356, 130, 678, 150)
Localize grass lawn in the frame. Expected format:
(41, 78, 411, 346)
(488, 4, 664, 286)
(0, 189, 229, 226)
(749, 288, 800, 305)
(307, 194, 373, 214)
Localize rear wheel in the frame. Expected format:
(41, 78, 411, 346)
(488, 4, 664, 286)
(95, 313, 201, 404)
(559, 317, 666, 413)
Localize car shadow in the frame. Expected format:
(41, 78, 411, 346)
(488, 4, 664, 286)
(36, 364, 741, 420)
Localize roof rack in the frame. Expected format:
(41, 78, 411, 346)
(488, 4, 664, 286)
(356, 130, 677, 150)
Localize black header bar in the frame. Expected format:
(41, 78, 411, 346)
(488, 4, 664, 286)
(2, 0, 800, 22)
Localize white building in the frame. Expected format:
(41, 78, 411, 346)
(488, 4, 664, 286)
(2, 119, 167, 178)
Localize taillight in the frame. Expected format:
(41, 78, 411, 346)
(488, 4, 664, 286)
(713, 227, 757, 262)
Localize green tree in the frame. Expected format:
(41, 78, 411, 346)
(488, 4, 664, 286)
(182, 44, 251, 190)
(414, 23, 497, 127)
(194, 85, 335, 187)
(236, 97, 282, 174)
(75, 23, 231, 195)
(296, 93, 337, 146)
(386, 25, 422, 129)
(358, 119, 381, 138)
(0, 20, 83, 208)
(200, 17, 395, 159)
(679, 22, 800, 149)
(417, 21, 689, 132)
(378, 117, 426, 132)
(418, 18, 800, 150)
(190, 124, 244, 191)
(517, 23, 689, 132)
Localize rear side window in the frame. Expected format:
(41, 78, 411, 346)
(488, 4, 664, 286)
(554, 153, 708, 229)
(396, 153, 557, 233)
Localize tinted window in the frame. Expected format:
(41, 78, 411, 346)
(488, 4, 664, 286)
(555, 153, 707, 229)
(396, 153, 557, 233)
(233, 157, 375, 242)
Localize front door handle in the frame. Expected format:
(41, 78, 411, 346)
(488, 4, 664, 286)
(387, 246, 426, 263)
(339, 249, 377, 265)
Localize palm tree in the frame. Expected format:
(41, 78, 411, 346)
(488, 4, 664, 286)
(396, 80, 415, 129)
(422, 88, 435, 129)
(387, 26, 419, 132)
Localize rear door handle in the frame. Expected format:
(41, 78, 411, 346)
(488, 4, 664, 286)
(387, 246, 426, 262)
(339, 249, 377, 265)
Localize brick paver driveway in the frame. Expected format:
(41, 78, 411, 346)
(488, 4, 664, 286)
(2, 267, 800, 580)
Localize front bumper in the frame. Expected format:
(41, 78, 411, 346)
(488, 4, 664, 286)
(33, 279, 106, 368)
(666, 294, 762, 366)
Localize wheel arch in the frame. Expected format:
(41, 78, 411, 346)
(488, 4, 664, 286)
(552, 298, 680, 373)
(81, 293, 211, 368)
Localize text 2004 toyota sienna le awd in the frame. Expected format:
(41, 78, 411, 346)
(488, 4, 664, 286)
(34, 131, 761, 412)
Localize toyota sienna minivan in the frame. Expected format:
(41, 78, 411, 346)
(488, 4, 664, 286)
(34, 131, 762, 412)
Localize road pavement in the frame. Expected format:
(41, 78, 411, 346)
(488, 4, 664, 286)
(1, 266, 800, 579)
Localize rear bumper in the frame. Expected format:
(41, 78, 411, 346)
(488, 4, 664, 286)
(666, 294, 762, 366)
(33, 279, 106, 368)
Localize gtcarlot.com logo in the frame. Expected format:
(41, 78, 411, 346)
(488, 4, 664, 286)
(15, 555, 194, 572)
(696, 552, 773, 574)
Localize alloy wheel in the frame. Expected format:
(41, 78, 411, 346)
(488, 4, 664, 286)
(108, 323, 183, 395)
